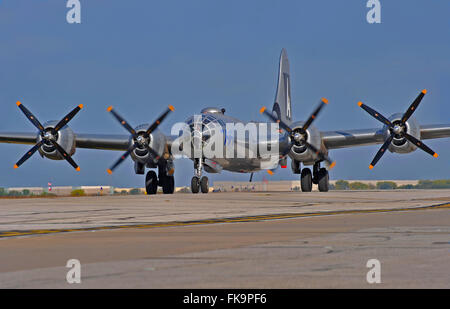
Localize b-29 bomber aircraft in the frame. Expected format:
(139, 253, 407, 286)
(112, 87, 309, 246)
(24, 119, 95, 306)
(0, 49, 449, 194)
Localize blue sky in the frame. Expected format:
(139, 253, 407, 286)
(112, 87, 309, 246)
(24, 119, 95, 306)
(0, 0, 449, 187)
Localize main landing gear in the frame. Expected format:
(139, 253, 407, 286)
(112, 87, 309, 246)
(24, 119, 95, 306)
(191, 159, 209, 194)
(300, 162, 329, 192)
(145, 162, 175, 195)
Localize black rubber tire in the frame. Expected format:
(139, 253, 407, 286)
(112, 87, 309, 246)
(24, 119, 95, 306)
(191, 176, 200, 194)
(200, 176, 209, 194)
(145, 171, 158, 195)
(301, 168, 313, 192)
(162, 175, 175, 194)
(317, 168, 329, 192)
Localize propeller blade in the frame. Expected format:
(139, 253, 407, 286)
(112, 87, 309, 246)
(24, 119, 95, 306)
(403, 133, 438, 158)
(369, 133, 394, 169)
(107, 144, 137, 174)
(146, 105, 175, 135)
(304, 142, 335, 169)
(14, 140, 44, 169)
(401, 89, 426, 123)
(54, 104, 84, 132)
(16, 101, 45, 132)
(358, 102, 393, 127)
(107, 106, 137, 137)
(302, 98, 328, 131)
(259, 106, 292, 133)
(50, 140, 80, 171)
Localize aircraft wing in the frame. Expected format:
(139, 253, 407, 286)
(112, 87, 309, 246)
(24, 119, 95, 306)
(322, 124, 450, 150)
(0, 132, 184, 152)
(0, 132, 130, 151)
(0, 132, 38, 146)
(72, 133, 130, 151)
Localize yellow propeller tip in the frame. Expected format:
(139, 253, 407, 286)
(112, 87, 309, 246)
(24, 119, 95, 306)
(267, 170, 274, 175)
(168, 105, 175, 111)
(78, 104, 84, 109)
(259, 107, 266, 114)
(322, 98, 329, 104)
(369, 164, 374, 170)
(16, 101, 21, 106)
(422, 89, 427, 94)
(107, 106, 113, 112)
(13, 164, 18, 169)
(433, 153, 438, 158)
(76, 167, 81, 171)
(357, 101, 363, 107)
(329, 161, 336, 169)
(107, 169, 113, 175)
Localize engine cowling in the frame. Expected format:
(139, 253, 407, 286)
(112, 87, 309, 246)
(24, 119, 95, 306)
(38, 121, 76, 160)
(385, 113, 420, 154)
(288, 121, 323, 164)
(129, 124, 166, 164)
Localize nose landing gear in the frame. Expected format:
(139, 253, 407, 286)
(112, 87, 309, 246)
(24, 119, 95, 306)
(200, 176, 209, 193)
(191, 176, 200, 194)
(191, 159, 209, 193)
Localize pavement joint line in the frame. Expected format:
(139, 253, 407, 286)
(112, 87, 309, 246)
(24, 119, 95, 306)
(0, 202, 449, 239)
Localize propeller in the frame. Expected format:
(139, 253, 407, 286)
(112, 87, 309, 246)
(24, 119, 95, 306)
(358, 89, 438, 169)
(259, 98, 336, 169)
(13, 101, 83, 170)
(106, 105, 174, 174)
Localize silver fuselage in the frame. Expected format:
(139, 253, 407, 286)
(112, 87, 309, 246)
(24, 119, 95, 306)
(181, 111, 292, 173)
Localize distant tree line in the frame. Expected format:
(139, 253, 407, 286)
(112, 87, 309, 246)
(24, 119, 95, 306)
(113, 188, 144, 195)
(331, 180, 450, 190)
(0, 187, 146, 197)
(0, 188, 56, 197)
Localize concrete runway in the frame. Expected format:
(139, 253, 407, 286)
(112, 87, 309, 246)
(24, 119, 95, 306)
(0, 190, 449, 288)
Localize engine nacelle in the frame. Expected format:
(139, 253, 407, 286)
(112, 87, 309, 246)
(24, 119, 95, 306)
(386, 113, 421, 154)
(288, 121, 323, 165)
(129, 124, 166, 164)
(38, 121, 76, 160)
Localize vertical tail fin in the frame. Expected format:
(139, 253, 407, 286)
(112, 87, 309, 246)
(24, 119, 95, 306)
(272, 48, 292, 125)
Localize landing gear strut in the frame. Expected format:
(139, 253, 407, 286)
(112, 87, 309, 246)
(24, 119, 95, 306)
(191, 159, 209, 194)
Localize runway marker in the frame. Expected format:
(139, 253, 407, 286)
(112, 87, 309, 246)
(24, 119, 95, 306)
(0, 202, 449, 239)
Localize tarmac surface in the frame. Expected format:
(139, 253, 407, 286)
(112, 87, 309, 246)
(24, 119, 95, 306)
(0, 190, 449, 288)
